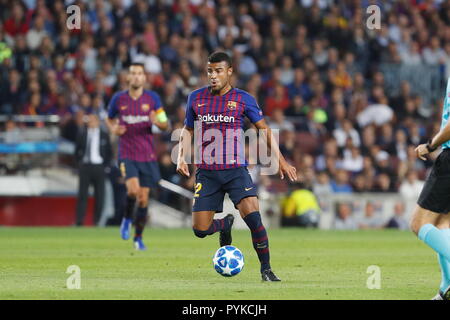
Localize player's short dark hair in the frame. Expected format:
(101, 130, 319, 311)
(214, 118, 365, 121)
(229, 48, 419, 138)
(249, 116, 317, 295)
(129, 62, 145, 71)
(208, 51, 232, 67)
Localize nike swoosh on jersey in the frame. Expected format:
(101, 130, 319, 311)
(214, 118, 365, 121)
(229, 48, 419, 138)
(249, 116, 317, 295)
(245, 187, 253, 191)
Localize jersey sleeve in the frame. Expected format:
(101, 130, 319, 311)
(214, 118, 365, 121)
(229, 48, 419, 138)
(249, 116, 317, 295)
(151, 92, 163, 111)
(151, 92, 169, 122)
(107, 93, 120, 119)
(184, 92, 196, 129)
(243, 94, 264, 124)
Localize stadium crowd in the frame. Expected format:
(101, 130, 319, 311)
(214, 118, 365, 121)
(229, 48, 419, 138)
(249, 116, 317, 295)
(1, 0, 450, 205)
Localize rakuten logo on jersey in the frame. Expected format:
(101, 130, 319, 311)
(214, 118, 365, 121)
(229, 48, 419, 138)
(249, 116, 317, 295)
(197, 114, 235, 123)
(122, 115, 150, 124)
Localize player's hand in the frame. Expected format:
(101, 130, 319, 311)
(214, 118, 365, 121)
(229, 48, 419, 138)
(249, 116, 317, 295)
(415, 143, 429, 161)
(279, 160, 297, 182)
(113, 124, 126, 136)
(176, 159, 190, 177)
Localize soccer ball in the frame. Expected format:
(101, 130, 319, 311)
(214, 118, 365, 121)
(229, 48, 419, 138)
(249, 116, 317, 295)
(212, 245, 244, 277)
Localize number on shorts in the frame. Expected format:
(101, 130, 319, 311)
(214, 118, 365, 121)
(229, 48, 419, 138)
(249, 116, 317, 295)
(194, 183, 202, 198)
(120, 162, 126, 178)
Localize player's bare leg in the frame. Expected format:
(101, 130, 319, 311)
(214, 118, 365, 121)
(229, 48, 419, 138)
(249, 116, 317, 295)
(410, 205, 441, 236)
(436, 212, 450, 230)
(192, 211, 215, 232)
(237, 196, 280, 281)
(410, 205, 450, 299)
(192, 211, 234, 246)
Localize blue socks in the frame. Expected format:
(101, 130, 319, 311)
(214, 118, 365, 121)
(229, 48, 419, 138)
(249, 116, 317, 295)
(418, 224, 450, 292)
(418, 224, 450, 260)
(438, 229, 450, 292)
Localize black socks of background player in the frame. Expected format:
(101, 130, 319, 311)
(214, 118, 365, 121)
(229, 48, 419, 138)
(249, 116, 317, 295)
(243, 211, 271, 273)
(193, 217, 230, 238)
(134, 206, 148, 238)
(124, 196, 136, 219)
(124, 196, 147, 239)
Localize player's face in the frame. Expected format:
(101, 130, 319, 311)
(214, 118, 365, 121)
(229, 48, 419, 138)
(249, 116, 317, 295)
(128, 65, 146, 89)
(207, 61, 232, 92)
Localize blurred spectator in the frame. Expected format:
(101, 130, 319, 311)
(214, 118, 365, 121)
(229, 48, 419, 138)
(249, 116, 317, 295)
(332, 61, 352, 91)
(400, 41, 422, 65)
(373, 173, 395, 193)
(26, 14, 47, 50)
(357, 202, 384, 230)
(399, 170, 425, 200)
(133, 41, 162, 75)
(331, 169, 353, 193)
(422, 36, 446, 65)
(61, 109, 85, 143)
(3, 2, 32, 38)
(279, 130, 296, 160)
(352, 174, 367, 193)
(334, 202, 357, 230)
(444, 42, 450, 79)
(285, 94, 305, 117)
(333, 119, 361, 148)
(385, 202, 409, 230)
(357, 97, 394, 128)
(2, 119, 22, 143)
(282, 182, 320, 228)
(315, 138, 338, 171)
(376, 123, 394, 150)
(287, 68, 312, 101)
(297, 100, 327, 137)
(388, 128, 408, 162)
(74, 114, 112, 226)
(313, 171, 333, 197)
(0, 69, 24, 115)
(264, 83, 290, 117)
(390, 81, 412, 118)
(342, 146, 363, 173)
(268, 108, 294, 132)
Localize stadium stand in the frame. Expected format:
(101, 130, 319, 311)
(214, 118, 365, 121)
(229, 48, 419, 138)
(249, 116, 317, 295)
(1, 0, 450, 228)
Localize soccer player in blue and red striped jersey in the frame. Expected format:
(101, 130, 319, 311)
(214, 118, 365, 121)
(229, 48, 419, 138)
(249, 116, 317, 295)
(106, 62, 169, 251)
(176, 52, 297, 281)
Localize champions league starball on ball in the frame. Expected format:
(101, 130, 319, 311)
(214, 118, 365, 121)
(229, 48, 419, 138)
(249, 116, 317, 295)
(213, 246, 244, 277)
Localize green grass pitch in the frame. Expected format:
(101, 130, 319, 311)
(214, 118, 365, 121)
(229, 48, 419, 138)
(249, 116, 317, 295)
(0, 227, 441, 300)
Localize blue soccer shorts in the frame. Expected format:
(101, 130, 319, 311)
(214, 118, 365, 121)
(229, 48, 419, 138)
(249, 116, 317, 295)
(192, 167, 258, 213)
(119, 159, 161, 189)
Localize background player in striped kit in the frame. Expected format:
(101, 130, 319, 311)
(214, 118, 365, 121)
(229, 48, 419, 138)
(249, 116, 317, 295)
(106, 63, 169, 250)
(412, 77, 450, 300)
(176, 52, 297, 281)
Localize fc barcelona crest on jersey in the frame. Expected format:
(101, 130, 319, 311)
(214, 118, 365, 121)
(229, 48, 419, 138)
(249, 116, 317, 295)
(142, 104, 150, 112)
(227, 101, 237, 110)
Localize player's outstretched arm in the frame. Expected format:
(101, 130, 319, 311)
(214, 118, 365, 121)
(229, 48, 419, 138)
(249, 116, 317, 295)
(254, 119, 297, 182)
(176, 125, 194, 177)
(415, 120, 450, 160)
